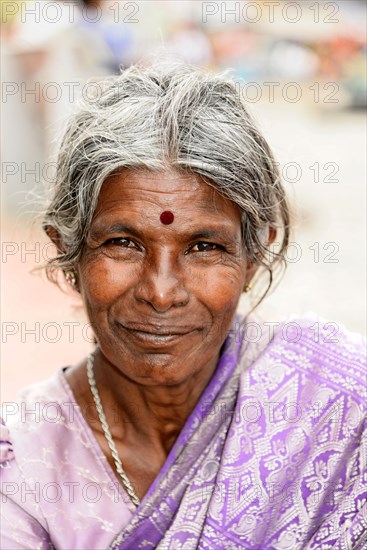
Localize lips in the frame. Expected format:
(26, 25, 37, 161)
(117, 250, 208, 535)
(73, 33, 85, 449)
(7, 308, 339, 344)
(116, 322, 201, 346)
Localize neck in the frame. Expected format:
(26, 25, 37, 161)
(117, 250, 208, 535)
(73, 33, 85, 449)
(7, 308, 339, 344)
(92, 349, 219, 455)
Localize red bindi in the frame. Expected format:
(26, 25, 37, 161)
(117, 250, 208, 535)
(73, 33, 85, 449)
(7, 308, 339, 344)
(160, 210, 174, 225)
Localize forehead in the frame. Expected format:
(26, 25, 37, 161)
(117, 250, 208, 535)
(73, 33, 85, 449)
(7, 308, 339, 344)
(93, 168, 242, 225)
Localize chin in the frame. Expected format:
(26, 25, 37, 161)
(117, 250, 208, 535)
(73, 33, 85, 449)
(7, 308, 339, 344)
(132, 357, 195, 386)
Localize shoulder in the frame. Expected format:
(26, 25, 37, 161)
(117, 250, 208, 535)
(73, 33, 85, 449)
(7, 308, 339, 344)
(0, 369, 76, 470)
(240, 312, 366, 407)
(272, 313, 366, 398)
(234, 315, 366, 549)
(0, 370, 131, 548)
(0, 371, 71, 537)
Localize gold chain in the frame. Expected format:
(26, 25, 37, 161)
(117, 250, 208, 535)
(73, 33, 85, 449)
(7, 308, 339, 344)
(86, 353, 140, 507)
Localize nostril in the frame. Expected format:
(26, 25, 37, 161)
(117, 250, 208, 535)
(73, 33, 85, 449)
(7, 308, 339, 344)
(134, 275, 189, 312)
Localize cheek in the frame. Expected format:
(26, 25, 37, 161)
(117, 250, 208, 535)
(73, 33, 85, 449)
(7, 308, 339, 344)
(78, 256, 246, 317)
(190, 265, 246, 315)
(78, 259, 136, 309)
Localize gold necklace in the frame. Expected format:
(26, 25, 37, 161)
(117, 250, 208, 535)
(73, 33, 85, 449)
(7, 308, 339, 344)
(86, 353, 140, 507)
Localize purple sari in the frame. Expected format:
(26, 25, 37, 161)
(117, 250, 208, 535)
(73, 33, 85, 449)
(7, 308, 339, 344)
(110, 316, 367, 549)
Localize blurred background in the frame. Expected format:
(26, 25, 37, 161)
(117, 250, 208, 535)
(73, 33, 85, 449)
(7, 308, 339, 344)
(1, 0, 366, 400)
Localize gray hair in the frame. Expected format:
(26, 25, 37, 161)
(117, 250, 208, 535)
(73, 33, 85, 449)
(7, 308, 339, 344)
(43, 62, 290, 302)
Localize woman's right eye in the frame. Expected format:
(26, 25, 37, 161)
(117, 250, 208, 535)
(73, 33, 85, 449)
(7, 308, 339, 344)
(104, 238, 135, 248)
(101, 237, 142, 260)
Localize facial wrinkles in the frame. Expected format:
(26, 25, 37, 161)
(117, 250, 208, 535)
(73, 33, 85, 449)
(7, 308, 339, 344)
(83, 171, 245, 308)
(85, 203, 244, 317)
(73, 171, 251, 397)
(91, 169, 236, 230)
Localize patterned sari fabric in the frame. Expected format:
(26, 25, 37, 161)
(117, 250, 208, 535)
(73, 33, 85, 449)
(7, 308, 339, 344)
(1, 315, 366, 549)
(109, 316, 367, 550)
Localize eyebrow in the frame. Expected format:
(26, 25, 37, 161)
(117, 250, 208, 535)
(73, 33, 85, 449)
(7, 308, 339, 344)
(90, 224, 141, 239)
(89, 223, 238, 243)
(188, 229, 235, 242)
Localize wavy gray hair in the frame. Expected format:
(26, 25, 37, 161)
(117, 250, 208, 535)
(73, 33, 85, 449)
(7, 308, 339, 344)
(43, 62, 290, 302)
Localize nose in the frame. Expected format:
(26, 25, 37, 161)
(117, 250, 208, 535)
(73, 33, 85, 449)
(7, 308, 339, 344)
(134, 250, 189, 313)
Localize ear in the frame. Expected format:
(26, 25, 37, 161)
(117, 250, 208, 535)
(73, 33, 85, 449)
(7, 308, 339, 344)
(244, 225, 277, 287)
(268, 226, 277, 246)
(44, 225, 81, 293)
(44, 225, 65, 255)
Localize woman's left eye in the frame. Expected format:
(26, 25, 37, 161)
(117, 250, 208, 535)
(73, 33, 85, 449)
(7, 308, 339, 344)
(191, 242, 222, 253)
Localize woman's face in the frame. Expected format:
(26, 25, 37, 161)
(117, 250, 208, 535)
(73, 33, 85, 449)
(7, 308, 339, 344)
(78, 168, 250, 386)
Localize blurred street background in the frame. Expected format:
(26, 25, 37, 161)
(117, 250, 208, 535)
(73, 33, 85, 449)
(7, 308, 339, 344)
(1, 0, 366, 400)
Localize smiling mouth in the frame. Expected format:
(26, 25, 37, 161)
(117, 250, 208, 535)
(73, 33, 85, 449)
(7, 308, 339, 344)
(117, 323, 200, 346)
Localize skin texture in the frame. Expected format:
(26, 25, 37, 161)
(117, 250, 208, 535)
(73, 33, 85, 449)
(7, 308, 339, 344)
(63, 168, 254, 499)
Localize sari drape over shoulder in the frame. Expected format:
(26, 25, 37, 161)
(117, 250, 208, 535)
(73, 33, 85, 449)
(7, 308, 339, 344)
(1, 315, 366, 549)
(109, 316, 367, 550)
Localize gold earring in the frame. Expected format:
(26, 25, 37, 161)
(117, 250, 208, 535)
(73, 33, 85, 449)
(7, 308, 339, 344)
(244, 283, 252, 293)
(65, 271, 77, 286)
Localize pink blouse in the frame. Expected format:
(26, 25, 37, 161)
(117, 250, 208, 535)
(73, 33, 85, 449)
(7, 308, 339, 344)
(1, 368, 134, 549)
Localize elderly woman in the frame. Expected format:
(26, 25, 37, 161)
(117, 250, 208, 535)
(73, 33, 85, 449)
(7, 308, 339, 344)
(1, 64, 366, 550)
